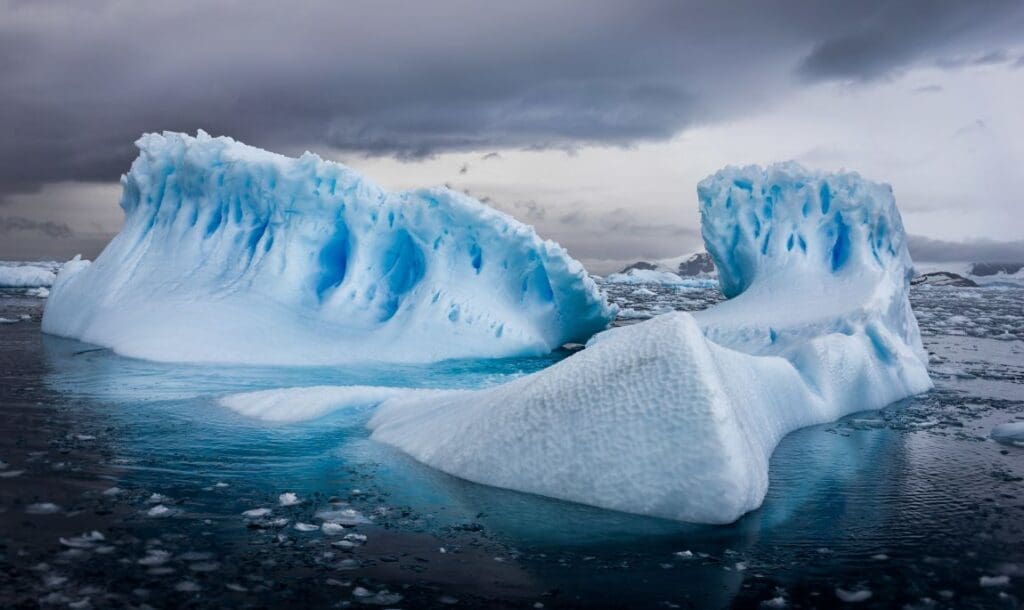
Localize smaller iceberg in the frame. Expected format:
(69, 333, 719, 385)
(362, 163, 933, 523)
(0, 261, 62, 288)
(42, 132, 613, 364)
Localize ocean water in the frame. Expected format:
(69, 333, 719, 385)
(0, 281, 1022, 609)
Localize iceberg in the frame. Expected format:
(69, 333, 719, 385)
(359, 163, 932, 523)
(0, 261, 61, 288)
(42, 132, 613, 364)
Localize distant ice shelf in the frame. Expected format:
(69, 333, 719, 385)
(42, 131, 613, 364)
(224, 162, 933, 524)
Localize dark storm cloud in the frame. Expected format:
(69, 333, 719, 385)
(1, 0, 1023, 199)
(908, 235, 1024, 263)
(0, 216, 73, 238)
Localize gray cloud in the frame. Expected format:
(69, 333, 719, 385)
(908, 235, 1024, 263)
(0, 216, 73, 238)
(2, 0, 1022, 199)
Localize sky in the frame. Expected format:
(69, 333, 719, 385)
(2, 0, 1023, 271)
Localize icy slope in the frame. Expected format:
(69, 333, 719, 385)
(42, 132, 612, 364)
(363, 163, 932, 523)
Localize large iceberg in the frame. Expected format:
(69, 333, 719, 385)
(42, 132, 612, 364)
(357, 163, 933, 523)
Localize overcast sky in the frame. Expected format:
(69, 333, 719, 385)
(2, 0, 1023, 271)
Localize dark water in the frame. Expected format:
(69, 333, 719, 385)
(1, 283, 1022, 609)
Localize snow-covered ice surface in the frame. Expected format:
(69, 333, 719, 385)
(42, 131, 612, 364)
(3, 270, 1023, 608)
(362, 163, 932, 523)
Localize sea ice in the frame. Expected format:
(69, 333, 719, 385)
(42, 131, 612, 364)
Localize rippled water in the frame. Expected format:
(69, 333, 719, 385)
(1, 282, 1022, 609)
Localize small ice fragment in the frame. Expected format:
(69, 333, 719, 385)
(138, 550, 171, 566)
(321, 522, 345, 536)
(26, 502, 61, 515)
(175, 581, 201, 592)
(835, 588, 872, 602)
(735, 561, 747, 571)
(352, 587, 373, 598)
(871, 553, 889, 560)
(294, 522, 319, 532)
(43, 574, 68, 588)
(762, 597, 786, 608)
(343, 533, 367, 543)
(225, 583, 247, 592)
(674, 550, 694, 559)
(189, 562, 220, 572)
(0, 470, 25, 478)
(314, 507, 368, 525)
(214, 482, 229, 488)
(278, 492, 300, 506)
(59, 531, 105, 548)
(147, 505, 173, 518)
(991, 422, 1024, 447)
(242, 507, 272, 518)
(102, 487, 122, 496)
(980, 575, 1010, 587)
(146, 493, 168, 504)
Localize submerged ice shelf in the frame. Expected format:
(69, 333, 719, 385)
(42, 131, 612, 364)
(226, 163, 933, 524)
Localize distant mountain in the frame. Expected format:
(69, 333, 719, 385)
(618, 252, 717, 278)
(910, 271, 978, 287)
(675, 252, 716, 278)
(969, 262, 1023, 277)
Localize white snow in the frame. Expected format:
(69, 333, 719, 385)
(0, 261, 61, 288)
(41, 131, 612, 364)
(361, 163, 932, 523)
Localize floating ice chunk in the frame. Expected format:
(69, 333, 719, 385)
(315, 507, 369, 526)
(293, 522, 319, 532)
(146, 505, 174, 518)
(42, 132, 612, 365)
(835, 588, 873, 602)
(980, 575, 1010, 587)
(278, 492, 300, 506)
(0, 261, 59, 287)
(366, 164, 932, 524)
(762, 596, 787, 608)
(26, 502, 61, 515)
(321, 522, 346, 536)
(59, 531, 105, 549)
(242, 507, 272, 518)
(138, 550, 171, 566)
(991, 422, 1024, 447)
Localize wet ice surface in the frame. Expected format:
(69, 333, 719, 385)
(1, 283, 1023, 608)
